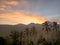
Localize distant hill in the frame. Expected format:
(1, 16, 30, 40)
(0, 21, 60, 37)
(0, 23, 43, 36)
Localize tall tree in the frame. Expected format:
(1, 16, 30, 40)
(43, 21, 49, 32)
(53, 22, 58, 31)
(10, 31, 20, 45)
(25, 28, 30, 45)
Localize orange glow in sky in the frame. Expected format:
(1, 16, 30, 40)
(0, 11, 47, 25)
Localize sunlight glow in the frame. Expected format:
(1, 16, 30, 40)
(0, 12, 47, 25)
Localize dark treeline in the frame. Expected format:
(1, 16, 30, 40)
(0, 21, 60, 45)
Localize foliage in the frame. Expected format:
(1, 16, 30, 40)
(0, 21, 60, 45)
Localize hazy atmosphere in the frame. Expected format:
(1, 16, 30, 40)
(0, 0, 60, 25)
(0, 0, 60, 45)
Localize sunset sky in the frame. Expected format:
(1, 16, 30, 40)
(0, 0, 60, 25)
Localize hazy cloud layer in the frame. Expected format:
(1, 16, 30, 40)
(0, 11, 47, 25)
(0, 0, 60, 24)
(0, 0, 28, 11)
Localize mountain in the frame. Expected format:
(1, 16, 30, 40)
(0, 25, 13, 36)
(0, 22, 60, 37)
(0, 23, 42, 36)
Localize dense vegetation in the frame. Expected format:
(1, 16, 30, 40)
(0, 21, 60, 45)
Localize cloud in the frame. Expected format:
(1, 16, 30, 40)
(0, 5, 12, 11)
(0, 7, 5, 10)
(0, 0, 28, 6)
(5, 1, 19, 6)
(0, 11, 47, 25)
(0, 0, 28, 11)
(0, 5, 9, 11)
(0, 0, 19, 6)
(0, 0, 18, 11)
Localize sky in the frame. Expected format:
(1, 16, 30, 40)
(0, 0, 60, 25)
